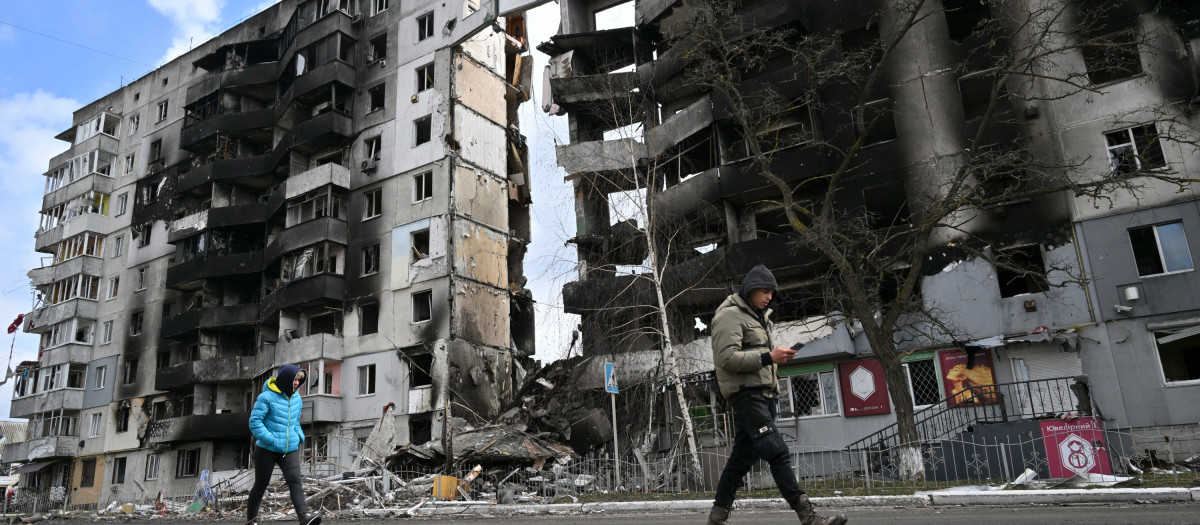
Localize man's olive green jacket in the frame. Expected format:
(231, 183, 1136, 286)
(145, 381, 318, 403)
(711, 293, 780, 399)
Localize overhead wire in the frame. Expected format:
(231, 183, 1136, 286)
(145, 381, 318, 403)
(0, 19, 155, 68)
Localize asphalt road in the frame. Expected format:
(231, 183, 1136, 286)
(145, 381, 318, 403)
(99, 503, 1200, 525)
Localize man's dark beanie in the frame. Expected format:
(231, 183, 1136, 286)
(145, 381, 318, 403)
(739, 264, 779, 301)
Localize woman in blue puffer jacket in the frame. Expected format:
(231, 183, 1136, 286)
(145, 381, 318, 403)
(246, 364, 320, 525)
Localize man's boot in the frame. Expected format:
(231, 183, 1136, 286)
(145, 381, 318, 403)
(706, 505, 731, 525)
(794, 495, 846, 525)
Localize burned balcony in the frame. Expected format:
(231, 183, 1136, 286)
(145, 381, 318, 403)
(290, 92, 354, 154)
(275, 332, 344, 363)
(300, 395, 343, 424)
(280, 61, 356, 113)
(155, 355, 260, 391)
(279, 212, 348, 253)
(160, 303, 258, 339)
(147, 412, 251, 444)
(193, 39, 279, 73)
(537, 28, 648, 76)
(24, 298, 98, 335)
(168, 205, 272, 244)
(166, 230, 265, 290)
(180, 95, 275, 152)
(274, 273, 346, 312)
(10, 388, 84, 419)
(717, 143, 838, 203)
(175, 139, 285, 195)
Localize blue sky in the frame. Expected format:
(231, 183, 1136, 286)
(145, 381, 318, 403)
(0, 1, 585, 419)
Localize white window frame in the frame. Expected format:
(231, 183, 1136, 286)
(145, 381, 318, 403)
(365, 135, 382, 160)
(358, 364, 376, 396)
(417, 13, 434, 41)
(156, 101, 169, 122)
(370, 0, 389, 16)
(136, 267, 148, 291)
(902, 359, 942, 409)
(364, 188, 383, 220)
(413, 171, 433, 202)
(93, 365, 106, 389)
(116, 193, 128, 215)
(88, 413, 102, 438)
(412, 290, 433, 323)
(145, 453, 159, 480)
(1106, 124, 1166, 173)
(127, 114, 139, 137)
(416, 63, 435, 92)
(112, 235, 124, 258)
(1129, 221, 1194, 277)
(101, 320, 113, 344)
(780, 370, 840, 419)
(124, 155, 135, 175)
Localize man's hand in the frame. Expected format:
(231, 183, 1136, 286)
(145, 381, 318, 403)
(769, 345, 796, 364)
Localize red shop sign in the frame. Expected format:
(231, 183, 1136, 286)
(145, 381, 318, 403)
(1040, 416, 1112, 478)
(837, 359, 891, 417)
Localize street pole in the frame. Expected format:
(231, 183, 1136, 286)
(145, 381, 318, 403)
(611, 392, 619, 490)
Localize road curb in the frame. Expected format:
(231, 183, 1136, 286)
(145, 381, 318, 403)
(925, 488, 1192, 506)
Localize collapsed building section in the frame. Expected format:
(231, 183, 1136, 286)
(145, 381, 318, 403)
(8, 0, 541, 509)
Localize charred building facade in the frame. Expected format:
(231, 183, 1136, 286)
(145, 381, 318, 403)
(547, 0, 1200, 468)
(8, 0, 536, 506)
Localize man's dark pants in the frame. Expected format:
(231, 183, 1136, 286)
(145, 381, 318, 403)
(714, 389, 804, 510)
(246, 445, 308, 522)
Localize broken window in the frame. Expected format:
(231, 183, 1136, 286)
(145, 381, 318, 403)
(308, 311, 342, 336)
(176, 448, 200, 478)
(156, 351, 170, 370)
(904, 359, 942, 406)
(286, 187, 348, 227)
(944, 0, 991, 42)
(368, 34, 387, 63)
(410, 415, 432, 444)
(413, 171, 433, 202)
(281, 243, 345, 281)
(124, 154, 136, 175)
(408, 352, 433, 387)
(127, 114, 140, 137)
(1106, 124, 1165, 174)
(112, 235, 124, 258)
(156, 101, 169, 122)
(779, 370, 839, 418)
(358, 364, 376, 395)
(136, 223, 153, 247)
(362, 243, 381, 275)
(129, 311, 144, 337)
(862, 182, 910, 230)
(1129, 221, 1193, 276)
(323, 372, 333, 394)
(112, 457, 127, 484)
(416, 63, 435, 92)
(854, 99, 897, 146)
(414, 116, 432, 146)
(364, 135, 382, 161)
(411, 230, 429, 261)
(360, 303, 380, 335)
(145, 454, 159, 480)
(995, 244, 1049, 297)
(80, 457, 97, 488)
(152, 401, 169, 420)
(364, 188, 383, 219)
(1154, 329, 1200, 382)
(117, 193, 128, 215)
(412, 290, 432, 323)
(417, 13, 434, 41)
(958, 69, 1008, 121)
(368, 83, 386, 112)
(123, 357, 139, 383)
(116, 402, 131, 433)
(137, 266, 148, 290)
(1083, 28, 1141, 85)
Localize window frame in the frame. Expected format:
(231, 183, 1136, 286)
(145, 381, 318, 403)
(156, 101, 169, 122)
(370, 0, 389, 16)
(358, 363, 377, 396)
(364, 188, 383, 220)
(413, 171, 433, 202)
(417, 13, 434, 41)
(1105, 124, 1166, 174)
(1128, 221, 1194, 277)
(367, 83, 386, 113)
(94, 365, 106, 389)
(101, 320, 114, 344)
(780, 370, 840, 419)
(412, 290, 433, 323)
(416, 63, 435, 92)
(362, 243, 381, 276)
(88, 412, 102, 438)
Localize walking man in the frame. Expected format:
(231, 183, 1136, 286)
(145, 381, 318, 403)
(708, 264, 847, 525)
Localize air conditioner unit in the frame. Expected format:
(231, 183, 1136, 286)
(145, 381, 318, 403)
(351, 13, 363, 24)
(360, 159, 377, 172)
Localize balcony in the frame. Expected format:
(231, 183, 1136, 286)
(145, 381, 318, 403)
(277, 273, 345, 311)
(180, 107, 275, 151)
(9, 389, 85, 419)
(291, 110, 354, 154)
(276, 333, 344, 363)
(175, 146, 286, 194)
(285, 163, 350, 199)
(166, 251, 264, 290)
(281, 61, 357, 113)
(28, 256, 102, 287)
(42, 171, 115, 211)
(38, 343, 91, 368)
(300, 394, 342, 423)
(279, 216, 347, 253)
(24, 298, 98, 334)
(147, 412, 251, 443)
(280, 10, 356, 71)
(717, 144, 837, 203)
(155, 355, 261, 391)
(160, 303, 259, 339)
(549, 71, 641, 114)
(408, 386, 434, 414)
(2, 434, 79, 463)
(34, 213, 116, 252)
(167, 204, 272, 243)
(185, 62, 277, 106)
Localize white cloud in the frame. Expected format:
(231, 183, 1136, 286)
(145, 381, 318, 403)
(148, 0, 227, 64)
(0, 90, 77, 418)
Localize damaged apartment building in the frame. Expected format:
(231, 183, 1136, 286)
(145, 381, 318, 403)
(546, 0, 1200, 477)
(7, 0, 539, 507)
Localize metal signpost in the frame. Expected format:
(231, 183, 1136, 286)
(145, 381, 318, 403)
(604, 363, 619, 487)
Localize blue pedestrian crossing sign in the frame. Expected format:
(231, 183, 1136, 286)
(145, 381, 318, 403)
(604, 363, 618, 393)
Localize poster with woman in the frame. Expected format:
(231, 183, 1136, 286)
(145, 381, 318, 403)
(938, 348, 999, 407)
